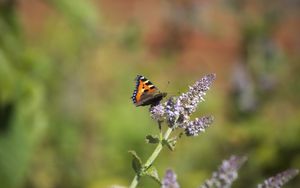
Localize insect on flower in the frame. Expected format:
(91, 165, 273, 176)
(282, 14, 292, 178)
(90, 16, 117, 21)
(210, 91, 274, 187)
(131, 75, 167, 107)
(150, 73, 216, 130)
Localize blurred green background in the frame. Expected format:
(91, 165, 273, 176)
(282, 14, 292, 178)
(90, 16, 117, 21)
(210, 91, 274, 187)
(0, 0, 299, 187)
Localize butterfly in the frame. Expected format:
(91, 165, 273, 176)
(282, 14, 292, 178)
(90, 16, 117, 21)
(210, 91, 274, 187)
(132, 75, 167, 107)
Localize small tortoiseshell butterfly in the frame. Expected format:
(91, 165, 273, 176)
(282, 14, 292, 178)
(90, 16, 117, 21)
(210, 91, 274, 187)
(132, 75, 167, 107)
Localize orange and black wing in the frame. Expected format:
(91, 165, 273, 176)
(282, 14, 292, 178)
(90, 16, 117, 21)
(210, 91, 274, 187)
(132, 75, 167, 107)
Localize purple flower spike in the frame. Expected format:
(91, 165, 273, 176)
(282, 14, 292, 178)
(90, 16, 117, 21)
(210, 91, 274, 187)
(177, 73, 216, 116)
(200, 155, 247, 188)
(184, 116, 214, 136)
(162, 169, 180, 188)
(149, 74, 216, 132)
(150, 104, 165, 122)
(257, 169, 299, 188)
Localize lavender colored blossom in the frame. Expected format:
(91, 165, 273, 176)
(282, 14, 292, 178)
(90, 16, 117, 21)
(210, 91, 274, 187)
(257, 169, 299, 188)
(165, 97, 186, 127)
(150, 104, 165, 121)
(184, 116, 214, 136)
(177, 73, 216, 116)
(162, 169, 180, 188)
(200, 155, 247, 188)
(170, 73, 216, 128)
(150, 74, 216, 132)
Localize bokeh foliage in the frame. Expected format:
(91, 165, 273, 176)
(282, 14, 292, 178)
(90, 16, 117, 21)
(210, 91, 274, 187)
(0, 0, 299, 188)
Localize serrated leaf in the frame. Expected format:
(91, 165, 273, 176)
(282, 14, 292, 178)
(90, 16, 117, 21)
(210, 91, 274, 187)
(145, 135, 160, 144)
(145, 166, 161, 185)
(128, 150, 142, 174)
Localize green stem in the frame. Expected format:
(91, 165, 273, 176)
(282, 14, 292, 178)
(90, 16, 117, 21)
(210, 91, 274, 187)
(129, 127, 173, 188)
(129, 175, 139, 188)
(144, 127, 172, 168)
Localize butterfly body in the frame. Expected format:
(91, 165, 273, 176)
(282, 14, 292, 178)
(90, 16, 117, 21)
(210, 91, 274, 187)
(132, 75, 167, 107)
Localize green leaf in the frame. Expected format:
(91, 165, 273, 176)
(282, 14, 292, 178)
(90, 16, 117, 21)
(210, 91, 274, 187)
(48, 0, 99, 29)
(128, 150, 142, 174)
(145, 166, 161, 185)
(145, 135, 160, 144)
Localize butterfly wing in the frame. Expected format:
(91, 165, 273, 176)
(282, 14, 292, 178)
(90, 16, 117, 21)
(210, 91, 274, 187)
(132, 75, 167, 106)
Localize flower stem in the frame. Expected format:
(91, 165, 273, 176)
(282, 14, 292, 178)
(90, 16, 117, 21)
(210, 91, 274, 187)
(144, 127, 172, 168)
(129, 127, 173, 188)
(129, 175, 139, 188)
